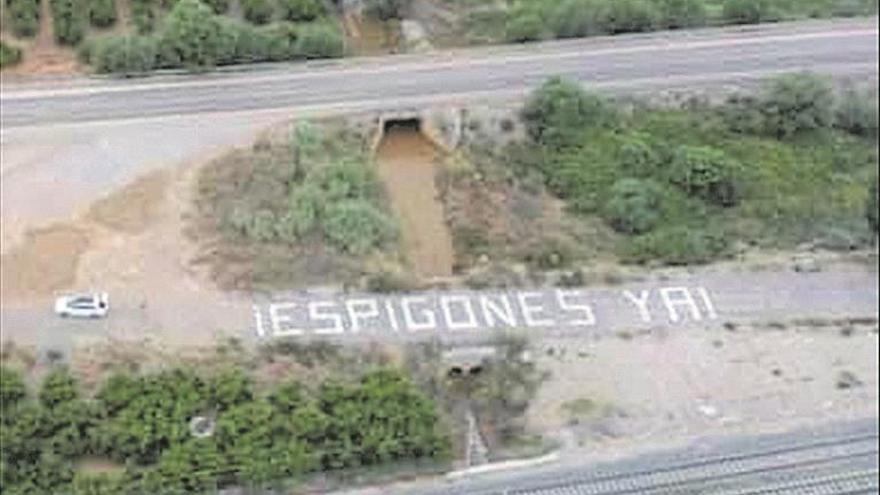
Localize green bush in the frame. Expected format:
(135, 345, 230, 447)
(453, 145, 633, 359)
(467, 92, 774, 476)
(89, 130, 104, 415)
(505, 12, 544, 42)
(657, 0, 707, 28)
(605, 0, 660, 33)
(722, 0, 783, 24)
(89, 0, 117, 27)
(548, 0, 610, 38)
(836, 86, 879, 138)
(868, 179, 879, 235)
(71, 472, 126, 495)
(667, 145, 742, 206)
(39, 368, 79, 407)
(159, 0, 225, 68)
(6, 0, 41, 37)
(323, 200, 397, 254)
(625, 225, 728, 265)
(203, 0, 228, 13)
(760, 72, 836, 138)
(0, 366, 27, 409)
(364, 0, 409, 20)
(51, 0, 88, 45)
(294, 23, 344, 59)
(603, 178, 665, 234)
(521, 76, 616, 147)
(278, 0, 324, 21)
(130, 0, 157, 33)
(0, 40, 23, 68)
(242, 0, 274, 24)
(89, 34, 158, 73)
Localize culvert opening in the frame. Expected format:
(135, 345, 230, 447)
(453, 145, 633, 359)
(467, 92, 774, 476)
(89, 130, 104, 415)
(383, 117, 422, 134)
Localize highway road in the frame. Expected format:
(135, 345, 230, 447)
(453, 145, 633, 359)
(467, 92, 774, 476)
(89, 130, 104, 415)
(1, 17, 878, 128)
(1, 17, 878, 233)
(400, 418, 879, 495)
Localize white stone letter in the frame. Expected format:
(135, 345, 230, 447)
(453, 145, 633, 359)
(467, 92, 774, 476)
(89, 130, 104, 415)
(346, 298, 380, 334)
(402, 297, 437, 331)
(623, 290, 652, 323)
(479, 294, 518, 328)
(269, 302, 303, 336)
(309, 301, 344, 335)
(556, 289, 595, 326)
(517, 292, 553, 328)
(660, 287, 702, 323)
(440, 296, 479, 330)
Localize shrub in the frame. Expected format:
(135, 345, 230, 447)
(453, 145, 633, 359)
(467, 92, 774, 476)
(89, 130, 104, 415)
(364, 0, 409, 20)
(242, 0, 273, 24)
(6, 0, 40, 37)
(323, 200, 397, 254)
(89, 34, 158, 73)
(89, 0, 117, 27)
(548, 0, 610, 38)
(51, 0, 88, 45)
(760, 72, 836, 138)
(0, 366, 27, 409)
(159, 0, 225, 68)
(625, 225, 728, 265)
(294, 23, 344, 59)
(603, 178, 665, 234)
(521, 76, 615, 147)
(278, 0, 324, 21)
(203, 0, 228, 13)
(657, 0, 707, 28)
(868, 179, 879, 235)
(130, 0, 156, 33)
(668, 145, 742, 207)
(0, 40, 23, 68)
(39, 368, 79, 407)
(722, 0, 783, 24)
(504, 12, 544, 42)
(605, 0, 660, 33)
(836, 85, 879, 138)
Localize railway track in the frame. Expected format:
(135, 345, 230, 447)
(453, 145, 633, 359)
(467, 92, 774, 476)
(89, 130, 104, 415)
(412, 420, 879, 495)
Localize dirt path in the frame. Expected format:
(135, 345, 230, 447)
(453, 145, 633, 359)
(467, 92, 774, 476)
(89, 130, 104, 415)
(376, 124, 454, 279)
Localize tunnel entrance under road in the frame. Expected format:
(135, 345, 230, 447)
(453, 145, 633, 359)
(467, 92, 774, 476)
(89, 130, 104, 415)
(375, 117, 454, 279)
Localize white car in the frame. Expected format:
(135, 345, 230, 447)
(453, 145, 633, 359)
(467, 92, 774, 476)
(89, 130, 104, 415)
(54, 292, 109, 319)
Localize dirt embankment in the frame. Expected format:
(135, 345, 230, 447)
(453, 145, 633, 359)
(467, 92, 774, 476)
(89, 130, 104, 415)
(376, 123, 455, 279)
(0, 169, 178, 304)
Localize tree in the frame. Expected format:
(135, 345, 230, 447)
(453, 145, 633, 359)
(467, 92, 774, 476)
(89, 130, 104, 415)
(521, 76, 615, 147)
(209, 369, 253, 411)
(836, 85, 879, 138)
(160, 0, 225, 69)
(51, 0, 88, 45)
(89, 35, 159, 74)
(1, 367, 27, 410)
(39, 368, 79, 407)
(241, 0, 273, 24)
(603, 178, 665, 234)
(89, 0, 117, 27)
(7, 0, 41, 37)
(658, 0, 707, 29)
(278, 0, 324, 21)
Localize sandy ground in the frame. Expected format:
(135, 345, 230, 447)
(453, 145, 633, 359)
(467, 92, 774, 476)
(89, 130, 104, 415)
(376, 125, 455, 279)
(527, 320, 880, 456)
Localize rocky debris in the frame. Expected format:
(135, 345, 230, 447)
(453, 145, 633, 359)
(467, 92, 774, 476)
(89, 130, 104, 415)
(792, 255, 821, 273)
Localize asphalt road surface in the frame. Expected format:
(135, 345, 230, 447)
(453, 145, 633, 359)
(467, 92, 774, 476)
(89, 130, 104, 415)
(2, 18, 878, 128)
(1, 17, 878, 232)
(401, 418, 879, 495)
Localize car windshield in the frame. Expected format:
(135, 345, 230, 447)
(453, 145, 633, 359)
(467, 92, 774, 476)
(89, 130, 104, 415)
(2, 7, 877, 495)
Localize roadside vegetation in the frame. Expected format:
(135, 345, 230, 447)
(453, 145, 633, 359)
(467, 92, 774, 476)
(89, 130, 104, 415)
(0, 354, 450, 495)
(445, 73, 878, 270)
(496, 0, 878, 44)
(192, 121, 402, 291)
(0, 40, 23, 68)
